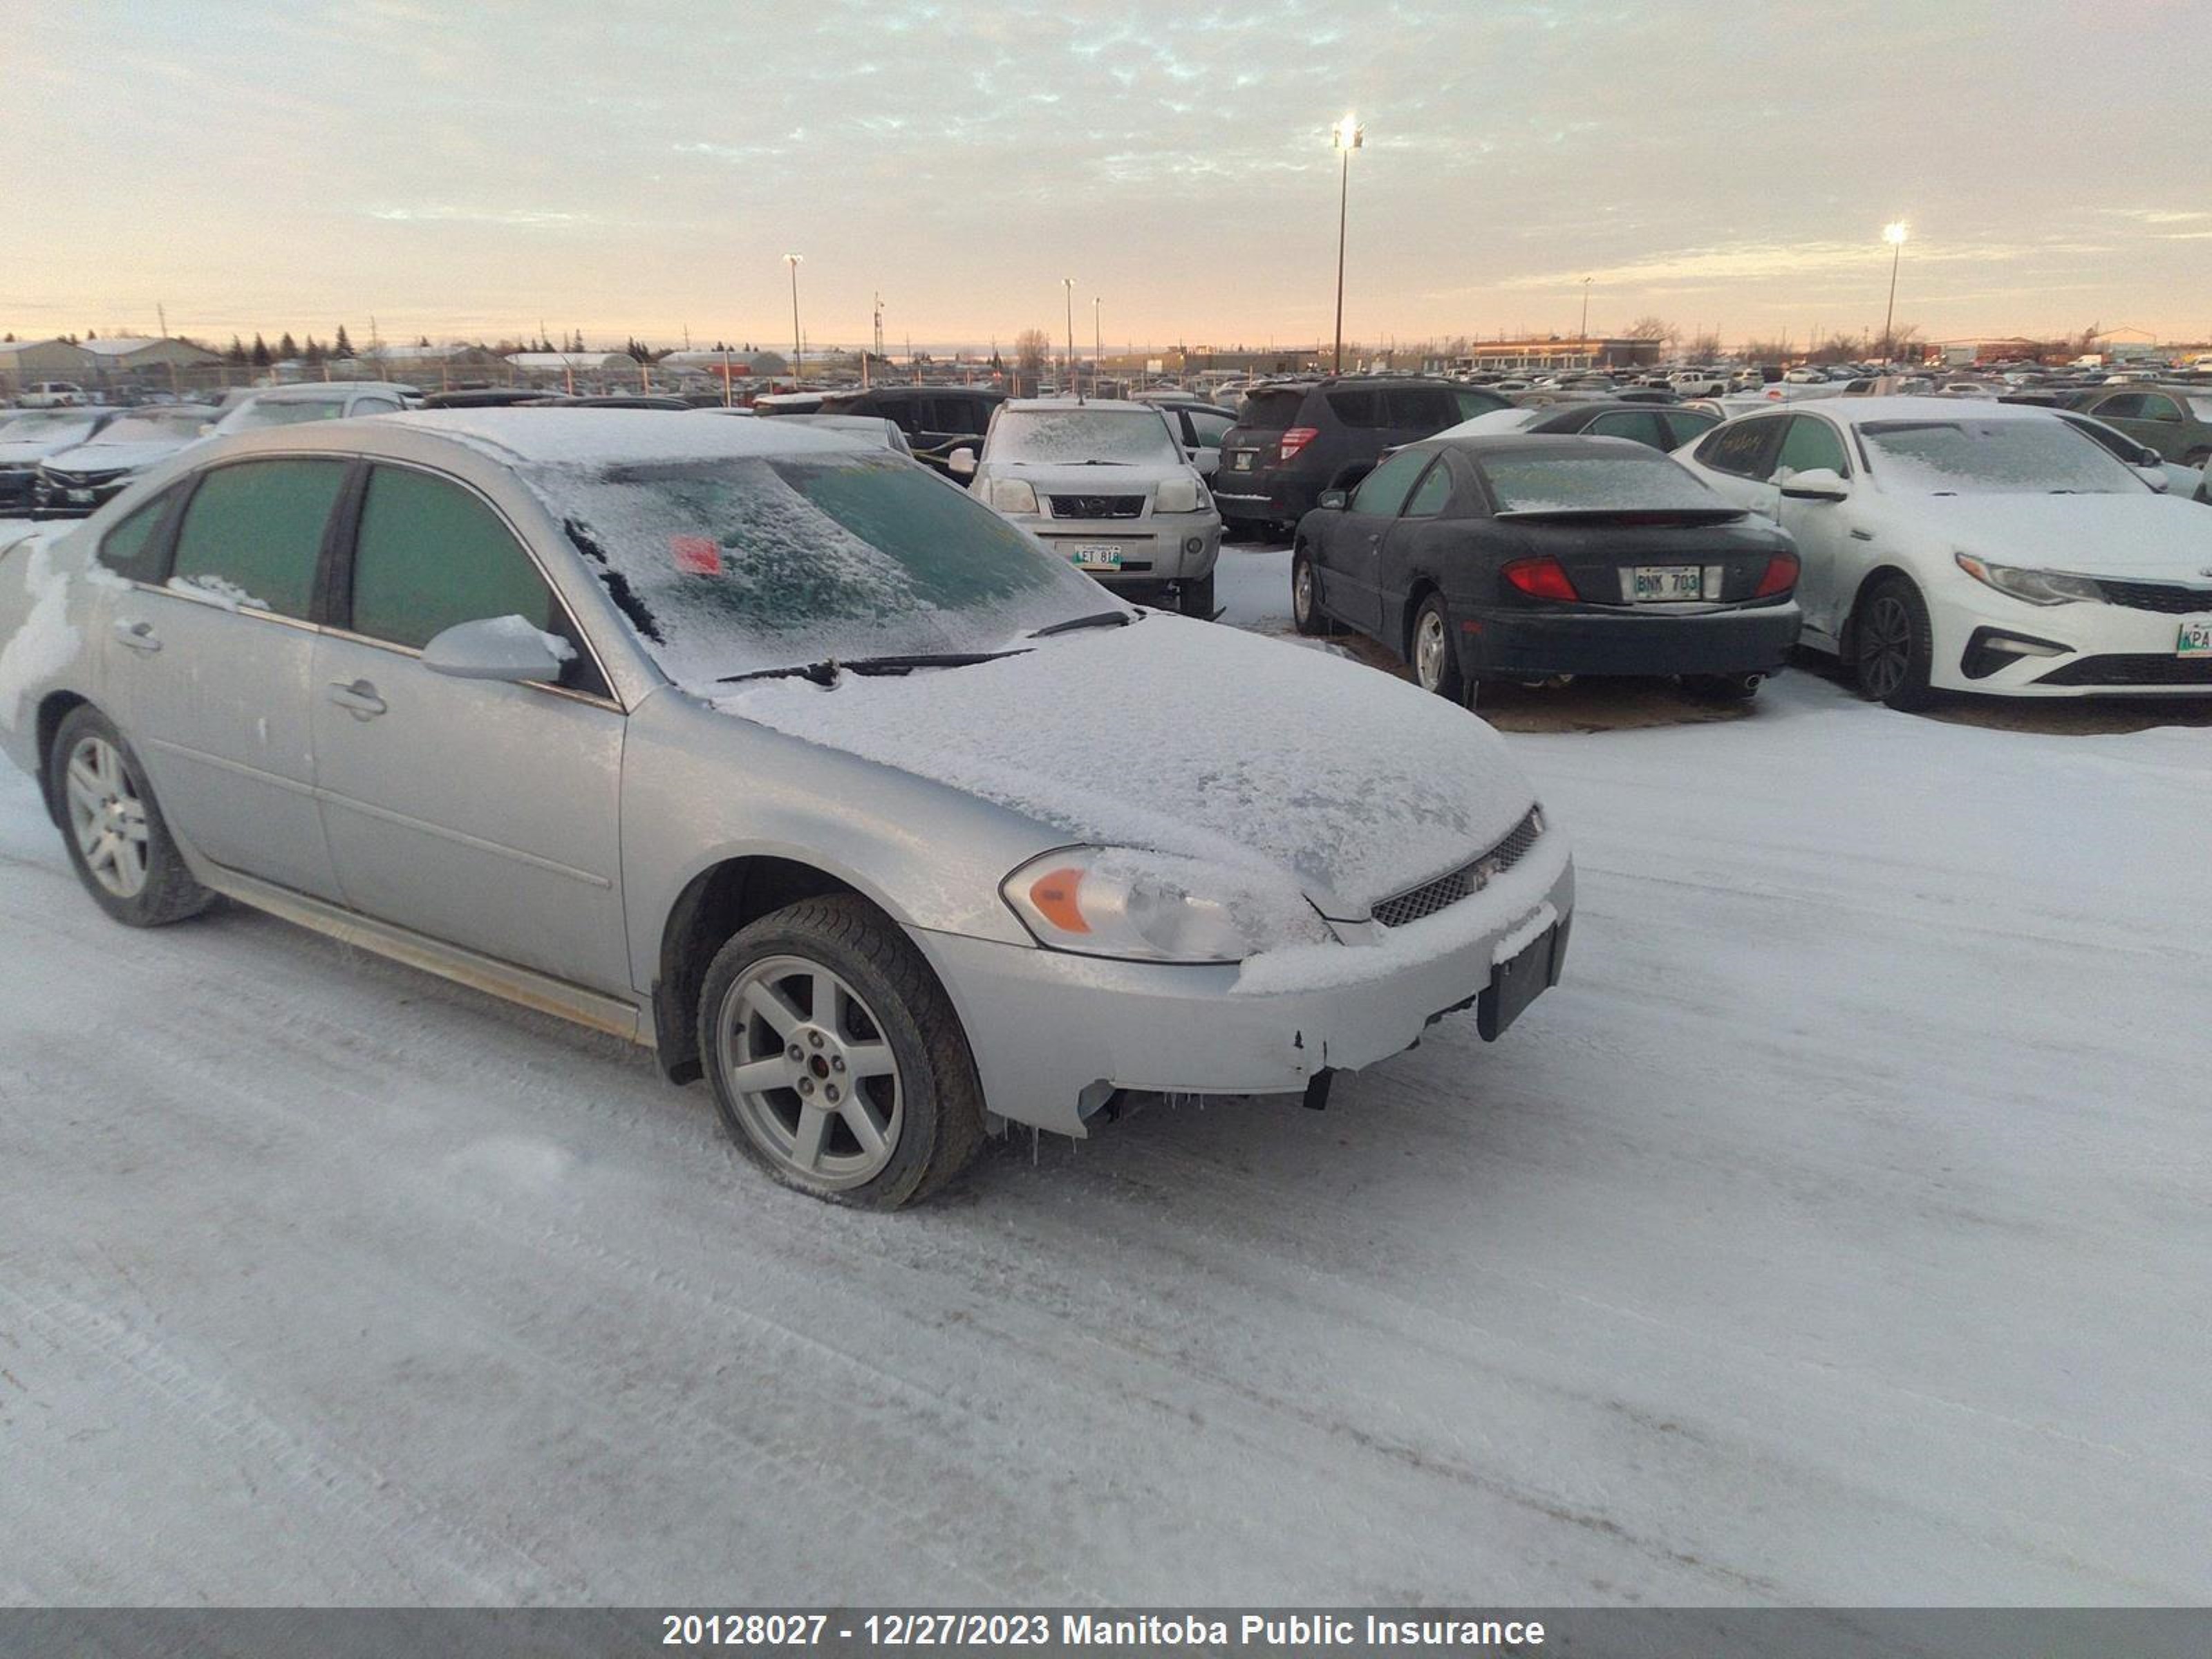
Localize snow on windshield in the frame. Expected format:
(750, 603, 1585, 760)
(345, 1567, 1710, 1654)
(517, 451, 1105, 682)
(90, 414, 203, 444)
(3, 414, 97, 444)
(991, 409, 1180, 466)
(1859, 420, 2141, 495)
(224, 397, 348, 431)
(1479, 452, 1719, 512)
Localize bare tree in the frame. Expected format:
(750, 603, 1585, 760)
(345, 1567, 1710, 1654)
(1014, 328, 1050, 383)
(1626, 315, 1674, 344)
(1684, 330, 1723, 360)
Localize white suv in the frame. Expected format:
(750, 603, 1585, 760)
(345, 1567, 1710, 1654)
(953, 400, 1224, 617)
(18, 382, 88, 409)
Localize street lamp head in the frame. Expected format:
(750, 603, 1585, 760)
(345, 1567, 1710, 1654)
(784, 252, 803, 265)
(1883, 222, 1908, 246)
(1331, 113, 1364, 151)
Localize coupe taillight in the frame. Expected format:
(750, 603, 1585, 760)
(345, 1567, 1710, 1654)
(1754, 553, 1800, 597)
(1501, 557, 1578, 601)
(1278, 426, 1319, 462)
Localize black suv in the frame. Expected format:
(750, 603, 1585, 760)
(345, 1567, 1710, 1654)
(812, 385, 1004, 474)
(1213, 377, 1505, 535)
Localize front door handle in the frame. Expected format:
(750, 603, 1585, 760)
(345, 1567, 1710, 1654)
(326, 679, 387, 719)
(112, 619, 162, 653)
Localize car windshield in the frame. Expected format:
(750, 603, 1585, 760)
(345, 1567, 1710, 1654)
(221, 397, 349, 431)
(1858, 419, 2144, 494)
(88, 413, 204, 444)
(523, 451, 1108, 683)
(3, 413, 97, 444)
(1477, 451, 1721, 512)
(2187, 396, 2212, 422)
(988, 409, 1179, 466)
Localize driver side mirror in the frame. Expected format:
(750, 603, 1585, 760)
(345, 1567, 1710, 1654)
(1778, 467, 1850, 502)
(947, 447, 977, 478)
(1318, 489, 1349, 509)
(2135, 465, 2171, 493)
(421, 616, 570, 684)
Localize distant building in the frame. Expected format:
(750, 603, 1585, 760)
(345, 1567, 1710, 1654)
(0, 337, 98, 391)
(1453, 337, 1663, 373)
(505, 351, 639, 377)
(76, 335, 223, 375)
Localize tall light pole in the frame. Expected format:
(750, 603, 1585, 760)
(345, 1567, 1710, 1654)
(1579, 276, 1593, 343)
(783, 253, 804, 386)
(1331, 113, 1363, 375)
(1062, 276, 1076, 395)
(1881, 222, 1907, 363)
(1094, 296, 1103, 388)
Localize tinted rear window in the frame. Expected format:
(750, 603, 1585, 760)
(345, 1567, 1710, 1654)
(1383, 388, 1460, 431)
(1237, 390, 1307, 431)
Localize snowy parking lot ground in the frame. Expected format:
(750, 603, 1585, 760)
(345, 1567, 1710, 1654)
(3, 536, 2211, 1604)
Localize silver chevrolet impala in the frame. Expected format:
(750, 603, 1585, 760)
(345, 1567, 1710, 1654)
(0, 411, 1574, 1207)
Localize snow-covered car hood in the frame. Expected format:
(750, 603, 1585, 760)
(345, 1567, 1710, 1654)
(715, 616, 1537, 916)
(1897, 494, 2212, 576)
(987, 461, 1190, 495)
(0, 434, 95, 465)
(38, 438, 195, 475)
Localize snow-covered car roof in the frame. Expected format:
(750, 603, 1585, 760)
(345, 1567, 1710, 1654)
(382, 407, 874, 466)
(1736, 395, 2052, 429)
(1000, 398, 1164, 414)
(241, 382, 416, 402)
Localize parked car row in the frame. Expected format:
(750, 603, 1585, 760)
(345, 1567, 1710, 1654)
(1289, 396, 2212, 711)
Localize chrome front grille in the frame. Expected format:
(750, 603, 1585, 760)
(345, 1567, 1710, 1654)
(1371, 805, 1546, 929)
(1047, 494, 1145, 520)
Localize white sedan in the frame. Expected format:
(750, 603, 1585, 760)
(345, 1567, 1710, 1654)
(1671, 397, 2212, 706)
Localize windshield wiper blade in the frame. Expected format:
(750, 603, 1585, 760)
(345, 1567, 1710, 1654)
(717, 648, 1029, 687)
(1030, 609, 1137, 638)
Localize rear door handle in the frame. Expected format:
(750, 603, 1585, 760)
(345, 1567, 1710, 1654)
(112, 619, 162, 653)
(326, 679, 387, 719)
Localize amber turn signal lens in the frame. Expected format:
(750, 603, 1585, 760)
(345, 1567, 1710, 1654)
(1027, 868, 1090, 934)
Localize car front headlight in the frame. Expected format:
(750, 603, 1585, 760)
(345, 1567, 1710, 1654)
(1001, 847, 1333, 964)
(1953, 552, 2104, 606)
(986, 477, 1038, 514)
(1154, 475, 1207, 514)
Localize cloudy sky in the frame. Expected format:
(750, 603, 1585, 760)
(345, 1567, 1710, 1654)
(6, 0, 2205, 354)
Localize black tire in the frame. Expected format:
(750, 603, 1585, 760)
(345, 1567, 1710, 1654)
(46, 703, 212, 928)
(1409, 592, 1465, 702)
(1177, 571, 1216, 619)
(1291, 547, 1335, 636)
(1852, 576, 1936, 711)
(697, 894, 985, 1209)
(2183, 448, 2210, 469)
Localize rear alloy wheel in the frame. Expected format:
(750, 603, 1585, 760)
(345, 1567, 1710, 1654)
(1410, 594, 1465, 702)
(699, 894, 984, 1208)
(48, 704, 211, 928)
(1853, 577, 1936, 711)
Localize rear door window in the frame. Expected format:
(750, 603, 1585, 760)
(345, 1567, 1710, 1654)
(170, 459, 348, 619)
(933, 397, 991, 437)
(1381, 387, 1460, 433)
(1584, 411, 1671, 449)
(1660, 409, 1722, 447)
(1237, 389, 1307, 432)
(1327, 389, 1383, 428)
(1186, 409, 1234, 449)
(1349, 448, 1431, 515)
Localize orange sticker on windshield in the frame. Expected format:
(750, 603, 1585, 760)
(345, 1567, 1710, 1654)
(671, 536, 722, 575)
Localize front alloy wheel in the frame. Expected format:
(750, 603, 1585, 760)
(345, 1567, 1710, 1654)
(697, 894, 986, 1207)
(1853, 577, 1936, 711)
(716, 955, 903, 1191)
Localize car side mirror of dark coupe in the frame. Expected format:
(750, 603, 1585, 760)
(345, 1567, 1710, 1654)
(421, 616, 568, 684)
(1318, 489, 1349, 509)
(1779, 467, 1850, 502)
